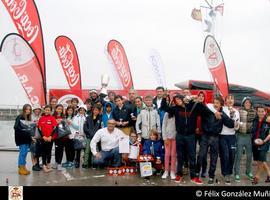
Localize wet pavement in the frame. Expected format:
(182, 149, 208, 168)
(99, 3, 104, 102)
(0, 151, 269, 186)
(1, 121, 270, 186)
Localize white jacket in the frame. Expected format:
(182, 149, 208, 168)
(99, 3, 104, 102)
(69, 114, 86, 139)
(162, 112, 176, 140)
(136, 107, 161, 139)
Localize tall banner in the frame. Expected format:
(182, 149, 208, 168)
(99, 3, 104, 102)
(107, 40, 134, 93)
(203, 35, 229, 98)
(1, 0, 46, 85)
(0, 33, 46, 105)
(192, 0, 224, 45)
(148, 49, 167, 88)
(54, 35, 82, 90)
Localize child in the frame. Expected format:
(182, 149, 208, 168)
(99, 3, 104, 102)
(136, 95, 161, 144)
(71, 105, 87, 168)
(31, 104, 42, 171)
(83, 105, 102, 168)
(62, 106, 75, 169)
(162, 110, 177, 180)
(14, 104, 33, 175)
(252, 106, 270, 184)
(102, 102, 114, 128)
(71, 97, 79, 114)
(53, 104, 65, 171)
(142, 129, 164, 175)
(38, 105, 58, 173)
(122, 132, 142, 166)
(84, 99, 92, 116)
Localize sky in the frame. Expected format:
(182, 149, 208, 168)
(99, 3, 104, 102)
(0, 0, 270, 106)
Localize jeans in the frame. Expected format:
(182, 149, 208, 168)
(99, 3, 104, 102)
(18, 144, 29, 166)
(234, 134, 252, 175)
(176, 134, 197, 178)
(219, 135, 236, 176)
(164, 139, 176, 172)
(93, 147, 121, 167)
(196, 135, 219, 179)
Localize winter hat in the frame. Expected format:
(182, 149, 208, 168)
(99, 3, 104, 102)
(32, 104, 42, 111)
(78, 104, 87, 112)
(89, 89, 98, 94)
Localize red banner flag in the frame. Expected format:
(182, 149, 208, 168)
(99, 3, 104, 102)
(55, 36, 82, 90)
(1, 0, 46, 85)
(203, 35, 229, 98)
(107, 40, 134, 93)
(0, 33, 46, 105)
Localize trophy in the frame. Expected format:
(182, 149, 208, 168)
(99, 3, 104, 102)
(100, 74, 110, 96)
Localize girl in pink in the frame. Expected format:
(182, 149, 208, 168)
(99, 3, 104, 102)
(162, 98, 177, 179)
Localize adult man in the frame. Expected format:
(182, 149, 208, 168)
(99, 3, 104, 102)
(90, 119, 125, 167)
(153, 86, 166, 128)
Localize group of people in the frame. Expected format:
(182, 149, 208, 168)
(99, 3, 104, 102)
(14, 87, 270, 185)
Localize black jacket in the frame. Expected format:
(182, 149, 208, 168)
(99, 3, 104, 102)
(112, 104, 132, 128)
(201, 107, 235, 136)
(160, 98, 210, 135)
(83, 114, 102, 139)
(14, 115, 32, 146)
(252, 117, 270, 152)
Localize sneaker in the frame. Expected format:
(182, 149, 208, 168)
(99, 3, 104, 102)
(162, 171, 169, 179)
(57, 164, 63, 171)
(208, 178, 214, 185)
(246, 172, 253, 180)
(66, 162, 74, 169)
(265, 176, 270, 183)
(191, 177, 203, 185)
(175, 175, 182, 183)
(252, 177, 259, 185)
(32, 165, 41, 171)
(225, 175, 231, 185)
(235, 175, 241, 183)
(170, 171, 176, 180)
(62, 162, 69, 168)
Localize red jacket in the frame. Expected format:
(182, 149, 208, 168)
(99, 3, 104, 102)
(38, 114, 58, 138)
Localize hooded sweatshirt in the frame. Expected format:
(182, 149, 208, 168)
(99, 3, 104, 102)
(102, 102, 114, 127)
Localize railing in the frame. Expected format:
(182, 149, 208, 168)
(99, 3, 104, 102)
(0, 105, 23, 120)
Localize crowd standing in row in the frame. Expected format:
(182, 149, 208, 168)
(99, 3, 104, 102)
(14, 87, 270, 185)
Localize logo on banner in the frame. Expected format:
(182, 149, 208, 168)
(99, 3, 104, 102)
(58, 94, 84, 108)
(58, 44, 80, 87)
(9, 186, 23, 200)
(204, 37, 222, 68)
(3, 0, 39, 45)
(110, 44, 131, 88)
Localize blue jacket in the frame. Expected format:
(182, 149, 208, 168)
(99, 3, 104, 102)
(102, 102, 114, 127)
(142, 139, 164, 162)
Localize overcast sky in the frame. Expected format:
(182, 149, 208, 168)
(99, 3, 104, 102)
(0, 0, 269, 106)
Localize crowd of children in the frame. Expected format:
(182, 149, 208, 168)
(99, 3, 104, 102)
(14, 87, 270, 185)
